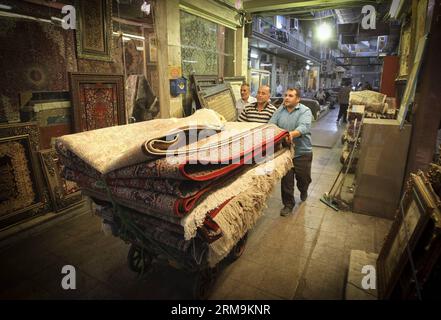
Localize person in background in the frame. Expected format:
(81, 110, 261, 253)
(276, 81, 284, 97)
(337, 81, 351, 124)
(269, 88, 313, 216)
(315, 88, 326, 105)
(304, 88, 311, 99)
(305, 88, 316, 99)
(325, 89, 336, 109)
(235, 83, 257, 120)
(238, 85, 277, 123)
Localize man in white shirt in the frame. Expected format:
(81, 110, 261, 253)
(315, 88, 326, 105)
(236, 83, 257, 119)
(276, 82, 284, 97)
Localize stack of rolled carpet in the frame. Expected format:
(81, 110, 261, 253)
(55, 109, 292, 267)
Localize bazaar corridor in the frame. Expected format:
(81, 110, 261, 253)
(0, 109, 391, 300)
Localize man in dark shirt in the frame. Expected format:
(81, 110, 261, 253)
(337, 82, 351, 123)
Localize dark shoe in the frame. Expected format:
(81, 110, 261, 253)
(300, 191, 308, 201)
(280, 206, 294, 216)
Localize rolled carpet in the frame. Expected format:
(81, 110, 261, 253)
(56, 122, 287, 182)
(180, 148, 292, 238)
(56, 109, 226, 174)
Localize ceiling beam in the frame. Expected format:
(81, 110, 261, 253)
(243, 0, 382, 13)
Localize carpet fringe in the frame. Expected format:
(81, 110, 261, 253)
(182, 149, 292, 241)
(177, 148, 292, 267)
(207, 150, 292, 266)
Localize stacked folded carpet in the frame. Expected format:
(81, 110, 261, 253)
(55, 109, 292, 267)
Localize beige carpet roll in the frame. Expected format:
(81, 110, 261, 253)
(56, 109, 226, 174)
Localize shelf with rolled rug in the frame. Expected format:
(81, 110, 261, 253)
(338, 91, 405, 219)
(334, 90, 404, 216)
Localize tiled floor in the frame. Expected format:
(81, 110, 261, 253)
(0, 108, 392, 300)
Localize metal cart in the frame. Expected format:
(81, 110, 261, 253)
(94, 198, 248, 299)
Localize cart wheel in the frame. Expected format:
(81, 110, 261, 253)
(228, 233, 248, 262)
(193, 267, 218, 300)
(127, 245, 153, 274)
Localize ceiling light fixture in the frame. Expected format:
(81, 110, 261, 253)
(316, 23, 332, 42)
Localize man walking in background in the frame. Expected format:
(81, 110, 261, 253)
(337, 81, 351, 124)
(269, 88, 313, 216)
(276, 81, 284, 97)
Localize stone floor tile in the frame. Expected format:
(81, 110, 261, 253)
(289, 225, 319, 244)
(0, 278, 52, 300)
(208, 275, 236, 300)
(223, 258, 267, 288)
(258, 265, 302, 299)
(241, 243, 278, 264)
(315, 230, 346, 250)
(84, 283, 123, 299)
(225, 282, 273, 300)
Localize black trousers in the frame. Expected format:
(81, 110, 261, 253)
(337, 103, 348, 122)
(281, 153, 313, 208)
